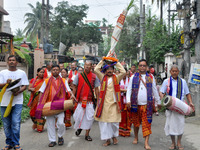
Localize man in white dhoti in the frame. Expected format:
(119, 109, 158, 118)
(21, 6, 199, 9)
(160, 65, 194, 150)
(94, 58, 126, 146)
(73, 60, 100, 141)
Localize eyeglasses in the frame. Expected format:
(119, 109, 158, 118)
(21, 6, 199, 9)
(139, 65, 146, 67)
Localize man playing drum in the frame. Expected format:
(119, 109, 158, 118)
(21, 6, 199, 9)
(35, 65, 72, 147)
(160, 65, 195, 150)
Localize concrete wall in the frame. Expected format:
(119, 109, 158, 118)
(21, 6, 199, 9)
(34, 48, 44, 78)
(164, 53, 176, 78)
(0, 63, 28, 76)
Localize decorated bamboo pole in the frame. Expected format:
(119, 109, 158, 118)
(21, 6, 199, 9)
(103, 0, 135, 62)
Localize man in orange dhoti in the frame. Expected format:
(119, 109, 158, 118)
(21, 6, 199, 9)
(35, 65, 72, 147)
(127, 59, 161, 150)
(73, 60, 100, 141)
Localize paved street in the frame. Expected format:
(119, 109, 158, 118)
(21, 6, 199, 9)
(0, 113, 198, 150)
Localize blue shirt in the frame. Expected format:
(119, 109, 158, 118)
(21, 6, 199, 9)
(160, 77, 190, 101)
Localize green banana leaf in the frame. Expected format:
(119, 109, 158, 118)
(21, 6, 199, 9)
(14, 49, 25, 59)
(127, 0, 135, 11)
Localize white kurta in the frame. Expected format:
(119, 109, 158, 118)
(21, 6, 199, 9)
(94, 60, 126, 140)
(126, 74, 161, 105)
(160, 77, 190, 136)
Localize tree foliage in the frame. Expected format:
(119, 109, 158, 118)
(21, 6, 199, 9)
(24, 2, 42, 39)
(143, 13, 181, 64)
(50, 1, 102, 54)
(15, 28, 24, 38)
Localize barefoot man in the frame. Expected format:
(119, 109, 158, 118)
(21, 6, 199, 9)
(126, 59, 161, 150)
(94, 58, 126, 146)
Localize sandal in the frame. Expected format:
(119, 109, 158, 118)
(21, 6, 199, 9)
(75, 129, 82, 136)
(58, 137, 64, 146)
(177, 146, 184, 150)
(85, 135, 92, 141)
(14, 145, 23, 150)
(48, 142, 56, 147)
(169, 145, 176, 150)
(1, 145, 13, 150)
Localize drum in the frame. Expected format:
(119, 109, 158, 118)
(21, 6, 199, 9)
(163, 96, 193, 115)
(42, 100, 73, 116)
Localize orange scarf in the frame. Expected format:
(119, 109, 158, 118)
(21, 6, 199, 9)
(35, 76, 67, 119)
(27, 77, 44, 108)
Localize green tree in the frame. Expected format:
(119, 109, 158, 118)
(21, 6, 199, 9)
(23, 2, 42, 39)
(50, 1, 102, 54)
(102, 18, 108, 27)
(143, 14, 181, 64)
(15, 28, 23, 37)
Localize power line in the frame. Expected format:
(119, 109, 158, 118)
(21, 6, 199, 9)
(94, 0, 115, 17)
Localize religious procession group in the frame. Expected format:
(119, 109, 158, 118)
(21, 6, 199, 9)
(0, 55, 195, 150)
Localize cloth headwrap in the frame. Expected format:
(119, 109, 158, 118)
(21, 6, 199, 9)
(131, 72, 153, 123)
(102, 62, 117, 73)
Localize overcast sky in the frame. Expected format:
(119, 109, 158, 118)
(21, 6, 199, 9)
(3, 0, 180, 35)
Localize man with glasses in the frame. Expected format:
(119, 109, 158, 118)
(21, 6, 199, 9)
(126, 59, 160, 150)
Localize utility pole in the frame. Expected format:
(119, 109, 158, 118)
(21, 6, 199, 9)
(139, 0, 143, 60)
(195, 0, 200, 64)
(139, 0, 145, 60)
(40, 0, 44, 48)
(142, 4, 146, 59)
(183, 0, 191, 81)
(168, 0, 170, 35)
(193, 0, 200, 116)
(46, 0, 49, 41)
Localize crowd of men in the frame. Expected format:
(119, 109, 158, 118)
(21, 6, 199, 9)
(0, 55, 194, 150)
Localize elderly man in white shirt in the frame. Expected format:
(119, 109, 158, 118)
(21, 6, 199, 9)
(160, 65, 194, 150)
(127, 59, 160, 150)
